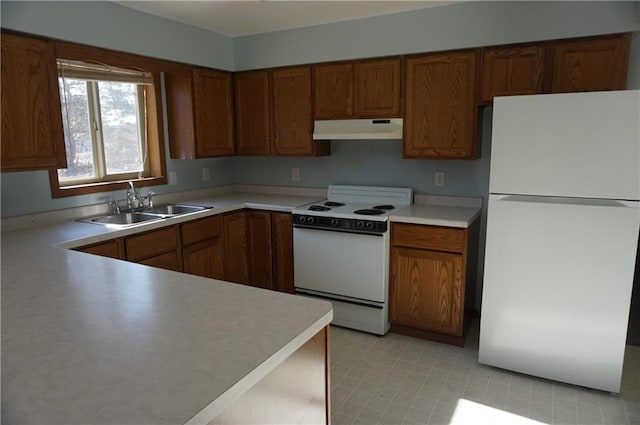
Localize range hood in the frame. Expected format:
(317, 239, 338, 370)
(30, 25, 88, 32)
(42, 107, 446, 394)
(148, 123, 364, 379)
(313, 118, 403, 140)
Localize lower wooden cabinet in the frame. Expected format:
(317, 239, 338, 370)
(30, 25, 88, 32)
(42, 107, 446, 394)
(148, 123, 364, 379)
(73, 210, 295, 294)
(248, 211, 274, 290)
(182, 215, 224, 279)
(223, 211, 251, 285)
(74, 239, 124, 260)
(230, 210, 295, 293)
(390, 221, 479, 346)
(125, 226, 181, 272)
(272, 213, 294, 294)
(139, 251, 181, 272)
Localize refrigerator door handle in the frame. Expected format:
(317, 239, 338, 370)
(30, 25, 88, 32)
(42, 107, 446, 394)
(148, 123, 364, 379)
(489, 194, 640, 208)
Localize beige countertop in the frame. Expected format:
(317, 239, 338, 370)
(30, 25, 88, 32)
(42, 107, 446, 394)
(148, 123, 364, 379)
(1, 188, 482, 423)
(1, 191, 332, 425)
(390, 204, 482, 228)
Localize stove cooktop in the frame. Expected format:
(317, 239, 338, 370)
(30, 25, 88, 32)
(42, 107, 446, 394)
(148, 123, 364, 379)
(293, 185, 413, 221)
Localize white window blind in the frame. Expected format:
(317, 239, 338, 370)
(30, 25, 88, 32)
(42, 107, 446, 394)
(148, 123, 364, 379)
(57, 59, 152, 85)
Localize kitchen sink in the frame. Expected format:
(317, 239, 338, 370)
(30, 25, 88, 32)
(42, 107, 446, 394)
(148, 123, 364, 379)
(78, 204, 211, 228)
(138, 204, 209, 218)
(79, 212, 163, 227)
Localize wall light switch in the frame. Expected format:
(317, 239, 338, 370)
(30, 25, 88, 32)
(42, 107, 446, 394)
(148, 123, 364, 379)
(292, 167, 300, 182)
(434, 171, 445, 187)
(169, 171, 177, 186)
(202, 167, 210, 182)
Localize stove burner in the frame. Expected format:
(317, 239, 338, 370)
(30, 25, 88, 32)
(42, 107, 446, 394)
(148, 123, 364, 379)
(354, 209, 385, 216)
(324, 201, 345, 207)
(373, 204, 395, 210)
(309, 205, 331, 212)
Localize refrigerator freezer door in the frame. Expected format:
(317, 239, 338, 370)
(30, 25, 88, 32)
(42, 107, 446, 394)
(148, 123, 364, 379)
(479, 195, 640, 392)
(490, 90, 640, 201)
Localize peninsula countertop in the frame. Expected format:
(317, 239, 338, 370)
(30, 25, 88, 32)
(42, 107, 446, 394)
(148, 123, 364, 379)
(1, 191, 332, 424)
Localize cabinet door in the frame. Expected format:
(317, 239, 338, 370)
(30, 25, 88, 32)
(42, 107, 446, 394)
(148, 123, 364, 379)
(313, 62, 354, 119)
(194, 69, 235, 157)
(223, 211, 250, 284)
(404, 50, 478, 159)
(235, 71, 271, 155)
(551, 34, 630, 93)
(272, 67, 314, 156)
(355, 57, 402, 117)
(480, 45, 545, 104)
(183, 238, 224, 279)
(390, 247, 463, 336)
(139, 251, 182, 272)
(165, 72, 197, 159)
(1, 32, 66, 171)
(125, 226, 178, 262)
(75, 239, 124, 260)
(247, 211, 274, 290)
(272, 213, 294, 294)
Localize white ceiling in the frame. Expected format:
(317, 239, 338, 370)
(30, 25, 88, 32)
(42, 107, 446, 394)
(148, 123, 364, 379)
(116, 1, 458, 37)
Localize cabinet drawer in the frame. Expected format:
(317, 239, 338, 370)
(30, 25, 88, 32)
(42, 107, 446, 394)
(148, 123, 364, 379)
(181, 215, 222, 245)
(126, 226, 178, 262)
(75, 239, 124, 260)
(139, 251, 181, 272)
(392, 223, 465, 253)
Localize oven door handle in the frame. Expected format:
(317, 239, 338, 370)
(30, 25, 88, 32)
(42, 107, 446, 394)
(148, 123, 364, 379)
(295, 289, 384, 309)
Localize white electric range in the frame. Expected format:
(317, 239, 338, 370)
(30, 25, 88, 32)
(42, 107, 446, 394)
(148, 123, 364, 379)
(292, 185, 413, 335)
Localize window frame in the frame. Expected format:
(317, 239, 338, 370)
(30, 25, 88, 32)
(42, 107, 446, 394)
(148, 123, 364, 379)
(49, 41, 168, 198)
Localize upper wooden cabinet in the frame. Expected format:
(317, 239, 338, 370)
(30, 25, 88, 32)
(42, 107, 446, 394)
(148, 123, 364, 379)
(356, 58, 402, 117)
(313, 62, 354, 119)
(314, 57, 401, 119)
(404, 50, 478, 159)
(235, 67, 329, 157)
(551, 33, 630, 93)
(480, 33, 630, 103)
(480, 44, 545, 104)
(272, 67, 317, 156)
(235, 70, 271, 156)
(166, 67, 234, 159)
(1, 32, 67, 172)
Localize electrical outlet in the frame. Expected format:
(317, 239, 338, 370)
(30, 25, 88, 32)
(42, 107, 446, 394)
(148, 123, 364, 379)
(202, 167, 210, 182)
(291, 167, 300, 182)
(169, 171, 177, 186)
(434, 171, 445, 187)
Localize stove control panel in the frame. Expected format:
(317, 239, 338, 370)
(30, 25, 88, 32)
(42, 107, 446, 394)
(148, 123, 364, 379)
(293, 215, 388, 235)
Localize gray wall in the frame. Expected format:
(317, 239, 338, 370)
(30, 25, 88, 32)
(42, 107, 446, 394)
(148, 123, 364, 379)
(1, 0, 639, 219)
(233, 1, 640, 69)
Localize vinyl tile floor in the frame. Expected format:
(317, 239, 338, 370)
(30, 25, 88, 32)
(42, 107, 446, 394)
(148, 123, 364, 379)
(329, 322, 640, 425)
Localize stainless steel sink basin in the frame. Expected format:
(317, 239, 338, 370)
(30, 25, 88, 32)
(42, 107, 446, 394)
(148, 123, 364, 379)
(139, 204, 209, 218)
(80, 212, 163, 227)
(77, 204, 211, 228)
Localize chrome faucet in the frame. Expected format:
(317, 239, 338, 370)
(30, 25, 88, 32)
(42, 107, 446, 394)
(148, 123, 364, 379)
(126, 181, 144, 209)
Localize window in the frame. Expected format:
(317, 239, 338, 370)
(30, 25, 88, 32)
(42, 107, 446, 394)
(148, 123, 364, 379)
(48, 41, 167, 199)
(57, 60, 150, 185)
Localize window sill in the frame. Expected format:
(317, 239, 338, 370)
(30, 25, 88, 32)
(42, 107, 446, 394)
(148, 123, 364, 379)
(49, 173, 167, 198)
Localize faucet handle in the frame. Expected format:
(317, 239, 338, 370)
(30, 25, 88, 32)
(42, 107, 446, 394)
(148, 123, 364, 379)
(108, 201, 121, 215)
(144, 192, 156, 208)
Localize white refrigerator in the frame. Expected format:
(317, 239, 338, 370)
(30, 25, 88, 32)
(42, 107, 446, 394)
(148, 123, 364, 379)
(479, 90, 640, 393)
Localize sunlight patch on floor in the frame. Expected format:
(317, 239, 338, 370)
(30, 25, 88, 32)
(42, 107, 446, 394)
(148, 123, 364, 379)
(450, 399, 547, 425)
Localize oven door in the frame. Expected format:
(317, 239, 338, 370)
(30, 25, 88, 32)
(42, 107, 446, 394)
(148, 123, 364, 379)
(293, 227, 389, 303)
